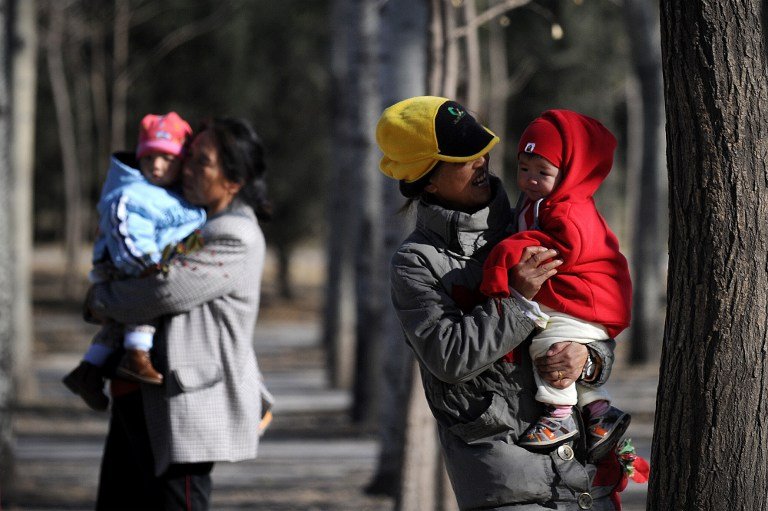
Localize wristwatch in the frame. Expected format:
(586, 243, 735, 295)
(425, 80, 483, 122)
(580, 351, 597, 382)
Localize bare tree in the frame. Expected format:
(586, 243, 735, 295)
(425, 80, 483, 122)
(323, 0, 358, 390)
(0, 0, 15, 489)
(366, 0, 428, 498)
(623, 0, 665, 365)
(350, 0, 384, 425)
(45, 0, 84, 298)
(650, 1, 768, 509)
(10, 0, 37, 401)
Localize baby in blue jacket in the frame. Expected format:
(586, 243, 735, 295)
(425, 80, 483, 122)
(63, 112, 206, 410)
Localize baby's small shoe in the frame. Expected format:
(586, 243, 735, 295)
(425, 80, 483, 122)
(116, 349, 164, 385)
(587, 406, 631, 461)
(62, 361, 109, 411)
(519, 412, 579, 449)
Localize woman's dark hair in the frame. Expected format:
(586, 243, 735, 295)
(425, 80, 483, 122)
(396, 163, 440, 213)
(197, 117, 273, 221)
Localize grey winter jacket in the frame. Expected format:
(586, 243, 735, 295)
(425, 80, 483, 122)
(390, 180, 618, 510)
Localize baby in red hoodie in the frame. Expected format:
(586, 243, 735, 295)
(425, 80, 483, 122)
(480, 110, 632, 460)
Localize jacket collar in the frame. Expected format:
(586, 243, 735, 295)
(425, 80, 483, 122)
(415, 176, 512, 257)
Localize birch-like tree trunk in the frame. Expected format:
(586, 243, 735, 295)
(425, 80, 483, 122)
(0, 0, 15, 488)
(110, 0, 129, 151)
(462, 0, 481, 112)
(623, 0, 665, 365)
(45, 0, 84, 298)
(323, 0, 358, 389)
(350, 0, 383, 425)
(366, 0, 429, 497)
(10, 0, 36, 401)
(651, 2, 768, 509)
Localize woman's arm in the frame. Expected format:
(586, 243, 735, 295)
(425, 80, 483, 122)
(89, 214, 260, 324)
(391, 247, 559, 384)
(533, 338, 616, 389)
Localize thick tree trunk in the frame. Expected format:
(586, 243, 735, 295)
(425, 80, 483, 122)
(623, 0, 665, 365)
(323, 0, 357, 390)
(10, 0, 36, 401)
(651, 2, 768, 510)
(0, 0, 15, 489)
(45, 0, 83, 299)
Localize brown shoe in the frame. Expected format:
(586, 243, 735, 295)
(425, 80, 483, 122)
(62, 361, 109, 411)
(116, 349, 164, 385)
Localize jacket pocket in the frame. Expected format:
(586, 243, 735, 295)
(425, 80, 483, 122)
(172, 364, 223, 392)
(448, 392, 512, 444)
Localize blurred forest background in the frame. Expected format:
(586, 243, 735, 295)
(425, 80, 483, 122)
(0, 0, 666, 507)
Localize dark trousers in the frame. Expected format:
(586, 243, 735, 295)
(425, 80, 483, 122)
(96, 390, 214, 510)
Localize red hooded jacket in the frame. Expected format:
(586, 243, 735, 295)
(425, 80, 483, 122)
(480, 110, 632, 337)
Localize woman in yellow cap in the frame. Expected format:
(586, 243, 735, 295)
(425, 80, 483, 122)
(378, 96, 620, 510)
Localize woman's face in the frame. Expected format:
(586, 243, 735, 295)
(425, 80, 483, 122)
(424, 155, 492, 212)
(183, 130, 242, 214)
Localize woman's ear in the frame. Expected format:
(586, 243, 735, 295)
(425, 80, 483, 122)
(424, 183, 437, 194)
(227, 180, 244, 196)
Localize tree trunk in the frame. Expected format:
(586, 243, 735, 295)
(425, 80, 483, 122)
(397, 361, 456, 511)
(366, 0, 428, 495)
(462, 0, 481, 112)
(110, 0, 129, 152)
(623, 0, 665, 365)
(10, 0, 36, 402)
(323, 0, 358, 390)
(651, 2, 768, 510)
(45, 0, 83, 299)
(0, 0, 15, 489)
(442, 1, 458, 98)
(350, 0, 383, 425)
(428, 0, 444, 95)
(487, 11, 507, 180)
(276, 244, 293, 300)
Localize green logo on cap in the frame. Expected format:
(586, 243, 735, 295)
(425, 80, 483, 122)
(447, 106, 466, 124)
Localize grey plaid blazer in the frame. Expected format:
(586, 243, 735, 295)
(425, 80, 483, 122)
(91, 199, 270, 475)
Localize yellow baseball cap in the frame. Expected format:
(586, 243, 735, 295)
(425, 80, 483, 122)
(375, 96, 499, 183)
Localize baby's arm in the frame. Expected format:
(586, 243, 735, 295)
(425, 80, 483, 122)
(103, 196, 161, 276)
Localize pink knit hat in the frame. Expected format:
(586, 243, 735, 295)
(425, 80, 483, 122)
(136, 112, 192, 159)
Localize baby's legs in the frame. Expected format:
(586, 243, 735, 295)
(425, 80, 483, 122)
(117, 323, 163, 385)
(519, 311, 607, 449)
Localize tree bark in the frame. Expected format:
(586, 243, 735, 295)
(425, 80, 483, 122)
(10, 0, 36, 401)
(45, 0, 84, 299)
(350, 0, 383, 425)
(323, 0, 358, 390)
(462, 0, 481, 112)
(651, 2, 768, 510)
(623, 0, 665, 365)
(110, 0, 129, 152)
(366, 0, 428, 496)
(0, 0, 15, 489)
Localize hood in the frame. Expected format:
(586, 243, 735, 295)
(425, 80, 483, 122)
(538, 110, 617, 205)
(100, 152, 144, 197)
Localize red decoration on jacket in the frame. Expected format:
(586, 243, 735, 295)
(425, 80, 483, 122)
(480, 110, 632, 338)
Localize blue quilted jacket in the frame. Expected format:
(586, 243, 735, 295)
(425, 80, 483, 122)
(92, 153, 206, 276)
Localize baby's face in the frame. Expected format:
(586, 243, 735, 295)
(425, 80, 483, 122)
(140, 152, 182, 187)
(516, 153, 561, 201)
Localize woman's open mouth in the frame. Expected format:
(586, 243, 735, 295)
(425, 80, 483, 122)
(472, 170, 489, 187)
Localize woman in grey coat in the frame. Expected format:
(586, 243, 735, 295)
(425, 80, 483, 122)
(87, 118, 273, 510)
(376, 96, 621, 510)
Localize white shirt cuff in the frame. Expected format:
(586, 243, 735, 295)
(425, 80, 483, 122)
(509, 289, 549, 329)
